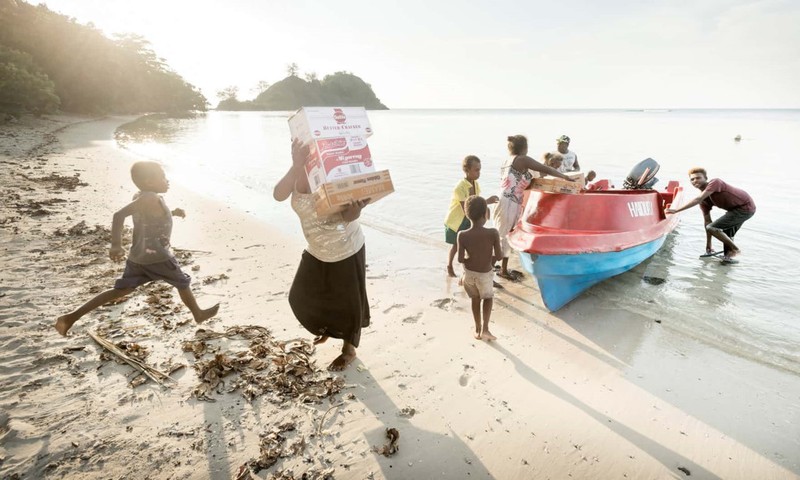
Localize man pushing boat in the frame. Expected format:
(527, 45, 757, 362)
(666, 167, 756, 264)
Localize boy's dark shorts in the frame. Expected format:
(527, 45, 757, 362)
(114, 258, 191, 290)
(445, 217, 472, 245)
(708, 209, 754, 237)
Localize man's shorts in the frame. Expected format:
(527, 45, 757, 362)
(708, 209, 755, 238)
(462, 268, 494, 300)
(445, 217, 471, 245)
(114, 258, 191, 290)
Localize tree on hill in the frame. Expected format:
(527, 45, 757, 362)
(0, 45, 60, 114)
(286, 63, 299, 77)
(0, 0, 207, 114)
(216, 86, 239, 101)
(249, 71, 388, 111)
(320, 72, 387, 109)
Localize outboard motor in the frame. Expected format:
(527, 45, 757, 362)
(623, 157, 660, 190)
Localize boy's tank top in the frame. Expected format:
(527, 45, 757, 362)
(128, 191, 174, 265)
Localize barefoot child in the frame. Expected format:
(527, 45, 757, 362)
(55, 161, 219, 335)
(444, 156, 498, 277)
(273, 140, 371, 371)
(457, 195, 503, 341)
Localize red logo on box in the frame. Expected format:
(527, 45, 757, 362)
(333, 108, 346, 124)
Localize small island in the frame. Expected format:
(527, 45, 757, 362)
(215, 66, 388, 111)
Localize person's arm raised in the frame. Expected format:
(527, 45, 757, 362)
(273, 139, 308, 202)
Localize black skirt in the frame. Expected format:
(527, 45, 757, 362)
(289, 244, 370, 347)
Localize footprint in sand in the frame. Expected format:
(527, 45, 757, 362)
(402, 313, 422, 324)
(382, 303, 405, 314)
(458, 364, 475, 387)
(431, 298, 455, 311)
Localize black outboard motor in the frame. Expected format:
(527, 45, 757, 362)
(623, 157, 660, 190)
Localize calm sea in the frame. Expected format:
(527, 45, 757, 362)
(119, 109, 800, 375)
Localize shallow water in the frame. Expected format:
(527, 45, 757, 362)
(119, 109, 800, 374)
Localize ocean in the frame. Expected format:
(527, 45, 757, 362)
(118, 109, 800, 375)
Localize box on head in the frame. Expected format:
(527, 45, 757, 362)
(289, 107, 394, 216)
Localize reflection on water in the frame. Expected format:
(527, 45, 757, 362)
(116, 109, 800, 375)
(115, 113, 194, 144)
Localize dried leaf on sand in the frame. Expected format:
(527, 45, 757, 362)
(373, 427, 400, 457)
(186, 326, 345, 403)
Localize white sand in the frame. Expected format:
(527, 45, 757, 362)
(0, 115, 797, 479)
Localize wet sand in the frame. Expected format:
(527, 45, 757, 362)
(0, 115, 797, 479)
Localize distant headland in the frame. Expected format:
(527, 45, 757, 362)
(215, 68, 389, 111)
(0, 1, 387, 118)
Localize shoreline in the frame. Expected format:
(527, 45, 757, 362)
(0, 115, 797, 478)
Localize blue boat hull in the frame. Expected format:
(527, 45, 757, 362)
(518, 235, 667, 311)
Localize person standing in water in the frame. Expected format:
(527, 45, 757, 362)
(666, 167, 755, 264)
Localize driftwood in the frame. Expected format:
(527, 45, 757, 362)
(88, 330, 175, 388)
(317, 402, 344, 436)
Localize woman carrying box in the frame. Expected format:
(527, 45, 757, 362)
(273, 139, 371, 371)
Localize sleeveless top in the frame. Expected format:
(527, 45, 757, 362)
(128, 191, 174, 265)
(500, 156, 536, 205)
(291, 189, 365, 263)
(557, 150, 577, 172)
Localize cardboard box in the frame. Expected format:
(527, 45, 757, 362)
(314, 170, 394, 216)
(565, 172, 585, 187)
(531, 176, 583, 195)
(304, 135, 375, 192)
(289, 107, 373, 143)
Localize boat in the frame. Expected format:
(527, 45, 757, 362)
(507, 159, 684, 311)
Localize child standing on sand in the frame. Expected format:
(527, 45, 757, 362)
(55, 161, 219, 335)
(444, 155, 498, 277)
(457, 195, 503, 341)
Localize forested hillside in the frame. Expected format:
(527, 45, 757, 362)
(217, 71, 388, 111)
(0, 0, 206, 115)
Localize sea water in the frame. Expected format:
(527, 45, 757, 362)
(119, 109, 800, 375)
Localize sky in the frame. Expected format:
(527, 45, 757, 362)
(36, 0, 800, 109)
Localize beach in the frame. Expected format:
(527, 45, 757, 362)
(1, 115, 798, 479)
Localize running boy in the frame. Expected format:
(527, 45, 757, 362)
(457, 195, 503, 341)
(444, 155, 498, 277)
(55, 161, 219, 335)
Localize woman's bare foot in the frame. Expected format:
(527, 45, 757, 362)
(473, 331, 482, 340)
(328, 342, 357, 371)
(446, 265, 456, 277)
(55, 314, 78, 336)
(480, 330, 497, 341)
(313, 335, 329, 345)
(193, 303, 220, 323)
